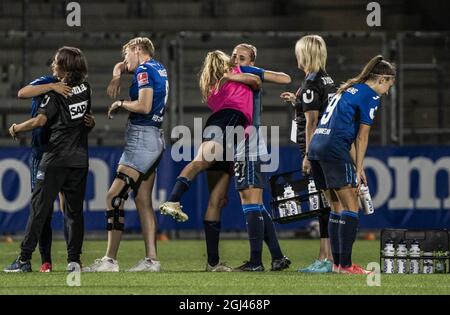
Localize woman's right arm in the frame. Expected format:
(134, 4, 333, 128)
(355, 124, 371, 188)
(107, 61, 127, 99)
(223, 72, 262, 90)
(18, 82, 71, 99)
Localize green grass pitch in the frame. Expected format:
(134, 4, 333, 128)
(0, 239, 449, 295)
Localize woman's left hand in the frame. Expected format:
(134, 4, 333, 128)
(108, 101, 121, 119)
(84, 114, 96, 128)
(302, 156, 311, 175)
(8, 123, 17, 140)
(356, 167, 367, 193)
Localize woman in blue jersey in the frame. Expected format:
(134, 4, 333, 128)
(308, 55, 395, 274)
(84, 37, 168, 272)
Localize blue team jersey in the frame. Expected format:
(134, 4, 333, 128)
(129, 59, 168, 127)
(240, 66, 265, 127)
(29, 75, 59, 156)
(308, 83, 380, 162)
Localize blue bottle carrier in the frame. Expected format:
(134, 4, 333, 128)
(269, 169, 330, 223)
(380, 228, 450, 274)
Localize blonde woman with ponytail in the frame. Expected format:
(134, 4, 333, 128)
(308, 55, 395, 274)
(160, 50, 261, 223)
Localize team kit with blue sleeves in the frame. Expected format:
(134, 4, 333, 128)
(234, 65, 266, 190)
(27, 75, 61, 268)
(117, 59, 168, 177)
(29, 76, 59, 190)
(129, 59, 168, 127)
(308, 83, 381, 189)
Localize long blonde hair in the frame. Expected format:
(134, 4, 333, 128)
(199, 50, 231, 102)
(337, 55, 396, 94)
(295, 35, 327, 73)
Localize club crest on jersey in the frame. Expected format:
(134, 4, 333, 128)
(137, 72, 149, 87)
(303, 89, 314, 104)
(69, 100, 88, 120)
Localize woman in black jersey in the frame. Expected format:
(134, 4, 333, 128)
(5, 47, 92, 272)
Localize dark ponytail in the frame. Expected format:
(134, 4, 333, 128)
(337, 55, 395, 94)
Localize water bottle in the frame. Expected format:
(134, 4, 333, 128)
(277, 196, 287, 218)
(409, 240, 420, 274)
(383, 239, 395, 273)
(435, 247, 446, 274)
(308, 179, 320, 211)
(423, 252, 434, 274)
(283, 184, 299, 215)
(358, 184, 374, 215)
(396, 240, 407, 274)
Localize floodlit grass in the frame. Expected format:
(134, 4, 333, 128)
(0, 239, 449, 295)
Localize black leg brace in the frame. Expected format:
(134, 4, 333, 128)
(106, 172, 138, 231)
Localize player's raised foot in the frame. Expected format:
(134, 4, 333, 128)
(234, 261, 265, 272)
(159, 201, 189, 222)
(82, 257, 119, 272)
(271, 256, 291, 271)
(127, 258, 161, 272)
(332, 264, 341, 273)
(298, 259, 332, 273)
(39, 262, 52, 273)
(4, 257, 32, 273)
(206, 261, 233, 272)
(340, 264, 371, 275)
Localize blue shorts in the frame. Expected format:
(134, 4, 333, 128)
(309, 159, 357, 190)
(118, 122, 165, 175)
(234, 158, 265, 190)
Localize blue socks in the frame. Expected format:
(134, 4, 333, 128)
(328, 211, 341, 266)
(339, 211, 359, 268)
(243, 204, 264, 266)
(260, 205, 283, 260)
(203, 220, 221, 266)
(168, 177, 191, 202)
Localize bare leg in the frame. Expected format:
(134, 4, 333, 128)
(179, 141, 221, 181)
(239, 187, 263, 205)
(135, 172, 158, 260)
(205, 171, 230, 221)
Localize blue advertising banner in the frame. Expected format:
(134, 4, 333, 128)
(1, 145, 449, 233)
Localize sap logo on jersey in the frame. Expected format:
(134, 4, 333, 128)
(69, 101, 88, 120)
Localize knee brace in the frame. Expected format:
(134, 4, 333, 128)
(106, 172, 138, 231)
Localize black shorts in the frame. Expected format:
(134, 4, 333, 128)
(203, 108, 247, 143)
(203, 109, 247, 173)
(207, 161, 234, 175)
(309, 159, 357, 190)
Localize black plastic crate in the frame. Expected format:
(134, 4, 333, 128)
(269, 169, 330, 224)
(380, 228, 450, 274)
